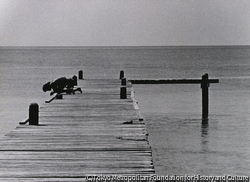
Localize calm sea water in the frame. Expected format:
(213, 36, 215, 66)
(0, 46, 249, 176)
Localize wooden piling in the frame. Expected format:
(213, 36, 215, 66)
(29, 103, 39, 125)
(121, 78, 126, 86)
(120, 70, 124, 79)
(78, 70, 83, 79)
(201, 73, 209, 120)
(120, 87, 127, 99)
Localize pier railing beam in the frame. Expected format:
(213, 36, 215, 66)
(201, 73, 209, 120)
(29, 103, 39, 125)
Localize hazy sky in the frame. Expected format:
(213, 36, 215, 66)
(0, 0, 250, 46)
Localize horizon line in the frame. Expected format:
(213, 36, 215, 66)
(0, 45, 250, 48)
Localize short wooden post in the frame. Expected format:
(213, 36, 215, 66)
(120, 70, 124, 79)
(73, 75, 77, 86)
(79, 70, 83, 79)
(29, 103, 39, 125)
(201, 73, 209, 120)
(120, 87, 127, 99)
(121, 78, 126, 86)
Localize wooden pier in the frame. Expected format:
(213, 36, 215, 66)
(0, 79, 154, 181)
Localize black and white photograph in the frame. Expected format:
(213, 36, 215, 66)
(0, 0, 249, 180)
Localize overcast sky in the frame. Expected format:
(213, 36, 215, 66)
(0, 0, 250, 46)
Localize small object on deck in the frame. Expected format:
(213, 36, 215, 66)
(45, 95, 57, 103)
(19, 118, 29, 125)
(123, 120, 133, 124)
(78, 70, 84, 79)
(29, 103, 39, 125)
(121, 77, 126, 86)
(73, 75, 77, 86)
(120, 70, 124, 79)
(56, 94, 63, 99)
(139, 118, 144, 121)
(120, 86, 127, 99)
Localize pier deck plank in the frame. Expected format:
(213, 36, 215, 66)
(0, 79, 154, 181)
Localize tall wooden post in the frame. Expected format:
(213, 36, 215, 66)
(121, 78, 126, 86)
(120, 87, 127, 99)
(120, 70, 124, 79)
(29, 103, 39, 125)
(201, 73, 209, 120)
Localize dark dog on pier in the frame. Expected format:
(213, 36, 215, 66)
(43, 76, 82, 95)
